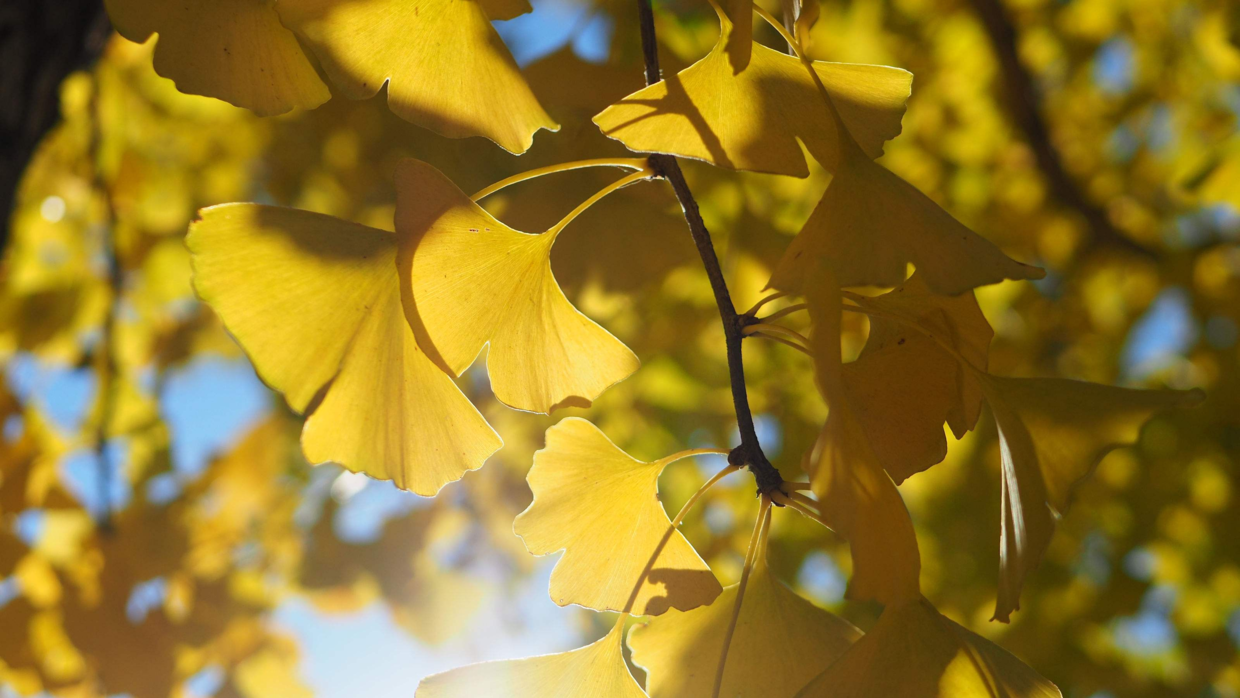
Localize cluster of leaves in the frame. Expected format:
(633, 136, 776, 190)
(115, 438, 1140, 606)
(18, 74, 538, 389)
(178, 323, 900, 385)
(2, 0, 1237, 695)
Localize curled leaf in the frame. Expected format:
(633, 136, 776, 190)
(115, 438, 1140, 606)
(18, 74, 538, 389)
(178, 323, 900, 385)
(980, 375, 1204, 621)
(629, 550, 860, 698)
(396, 159, 639, 414)
(188, 204, 501, 495)
(593, 6, 911, 177)
(104, 0, 329, 115)
(276, 0, 557, 153)
(416, 621, 645, 698)
(513, 418, 722, 616)
(767, 135, 1045, 295)
(795, 598, 1061, 697)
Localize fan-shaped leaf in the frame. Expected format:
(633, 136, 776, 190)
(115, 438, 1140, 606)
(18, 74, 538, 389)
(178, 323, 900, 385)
(188, 204, 500, 495)
(396, 159, 639, 414)
(513, 418, 722, 615)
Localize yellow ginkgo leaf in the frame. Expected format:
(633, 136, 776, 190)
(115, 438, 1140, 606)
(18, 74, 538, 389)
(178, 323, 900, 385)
(188, 204, 501, 495)
(416, 621, 645, 698)
(276, 0, 557, 154)
(767, 132, 1046, 295)
(103, 0, 329, 116)
(395, 159, 640, 414)
(979, 374, 1204, 621)
(592, 5, 911, 177)
(844, 274, 993, 482)
(795, 598, 1061, 698)
(513, 418, 722, 615)
(807, 281, 922, 605)
(629, 550, 860, 698)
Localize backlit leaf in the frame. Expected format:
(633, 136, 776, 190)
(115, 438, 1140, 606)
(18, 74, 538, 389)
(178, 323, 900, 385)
(629, 549, 860, 698)
(795, 598, 1061, 697)
(396, 159, 640, 414)
(593, 5, 911, 177)
(276, 0, 557, 153)
(844, 274, 993, 482)
(807, 280, 922, 604)
(415, 621, 646, 698)
(980, 375, 1204, 621)
(513, 418, 722, 615)
(188, 204, 501, 495)
(767, 131, 1045, 295)
(104, 0, 329, 115)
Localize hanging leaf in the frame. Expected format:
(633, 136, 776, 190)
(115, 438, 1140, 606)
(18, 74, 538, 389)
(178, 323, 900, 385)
(189, 204, 501, 495)
(104, 0, 330, 115)
(795, 598, 1061, 697)
(513, 418, 722, 615)
(767, 129, 1045, 295)
(593, 5, 911, 177)
(980, 375, 1204, 621)
(844, 274, 993, 482)
(276, 0, 557, 153)
(415, 621, 646, 698)
(806, 279, 922, 605)
(396, 159, 640, 414)
(629, 549, 860, 698)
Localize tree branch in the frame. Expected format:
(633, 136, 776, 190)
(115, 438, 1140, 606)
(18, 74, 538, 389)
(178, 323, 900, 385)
(635, 0, 782, 495)
(965, 0, 1157, 259)
(0, 0, 111, 256)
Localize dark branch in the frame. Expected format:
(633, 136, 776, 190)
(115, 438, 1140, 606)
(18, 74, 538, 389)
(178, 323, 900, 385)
(635, 0, 782, 495)
(965, 0, 1156, 258)
(0, 0, 111, 256)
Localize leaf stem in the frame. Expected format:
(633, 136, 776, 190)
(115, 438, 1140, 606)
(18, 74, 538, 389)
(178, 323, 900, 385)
(745, 322, 810, 346)
(621, 464, 741, 614)
(712, 495, 771, 698)
(747, 331, 812, 356)
(657, 447, 733, 467)
(771, 490, 832, 530)
(547, 169, 654, 241)
(742, 290, 788, 317)
(470, 158, 649, 201)
(759, 303, 807, 323)
(635, 0, 783, 495)
(752, 4, 801, 58)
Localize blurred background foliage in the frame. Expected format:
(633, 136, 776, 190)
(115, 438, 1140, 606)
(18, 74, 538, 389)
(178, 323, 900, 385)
(0, 0, 1238, 695)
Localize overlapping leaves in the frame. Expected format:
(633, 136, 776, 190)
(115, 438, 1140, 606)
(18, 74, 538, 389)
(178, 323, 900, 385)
(103, 0, 555, 151)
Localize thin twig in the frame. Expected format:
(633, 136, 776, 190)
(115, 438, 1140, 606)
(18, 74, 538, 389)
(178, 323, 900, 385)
(89, 77, 119, 534)
(635, 0, 783, 495)
(965, 0, 1156, 259)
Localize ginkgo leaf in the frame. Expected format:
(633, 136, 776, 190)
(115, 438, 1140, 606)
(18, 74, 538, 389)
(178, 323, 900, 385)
(188, 204, 501, 495)
(767, 131, 1046, 295)
(807, 281, 922, 605)
(844, 274, 993, 482)
(276, 0, 557, 154)
(629, 550, 860, 698)
(979, 374, 1204, 621)
(843, 332, 954, 484)
(395, 159, 640, 414)
(415, 621, 645, 698)
(104, 0, 329, 116)
(513, 418, 722, 616)
(592, 4, 911, 177)
(795, 598, 1061, 697)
